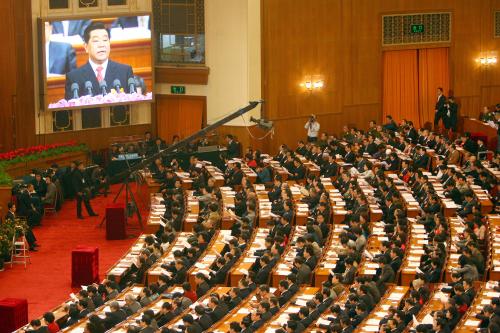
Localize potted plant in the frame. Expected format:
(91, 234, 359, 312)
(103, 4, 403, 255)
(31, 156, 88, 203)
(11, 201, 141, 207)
(0, 219, 15, 267)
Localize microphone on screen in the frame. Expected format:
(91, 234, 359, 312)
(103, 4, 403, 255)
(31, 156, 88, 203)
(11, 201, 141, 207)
(99, 80, 108, 96)
(84, 81, 93, 96)
(113, 79, 122, 92)
(128, 77, 136, 94)
(71, 82, 79, 100)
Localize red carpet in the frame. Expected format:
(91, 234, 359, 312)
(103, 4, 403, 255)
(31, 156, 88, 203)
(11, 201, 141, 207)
(0, 184, 146, 319)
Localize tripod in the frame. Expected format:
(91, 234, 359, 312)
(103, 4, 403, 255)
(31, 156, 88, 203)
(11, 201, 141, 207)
(99, 155, 143, 229)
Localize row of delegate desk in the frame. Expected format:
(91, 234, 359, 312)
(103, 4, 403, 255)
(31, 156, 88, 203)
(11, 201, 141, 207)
(15, 149, 500, 333)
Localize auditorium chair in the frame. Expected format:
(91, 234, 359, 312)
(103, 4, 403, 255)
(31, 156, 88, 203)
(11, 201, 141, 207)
(10, 227, 31, 269)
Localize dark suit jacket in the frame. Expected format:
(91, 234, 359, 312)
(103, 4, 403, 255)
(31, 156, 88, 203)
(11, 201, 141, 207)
(196, 281, 210, 298)
(254, 264, 272, 284)
(445, 187, 463, 205)
(65, 60, 134, 100)
(210, 266, 229, 285)
(71, 170, 88, 193)
(104, 309, 127, 329)
(210, 303, 228, 322)
(227, 140, 240, 158)
(52, 20, 91, 38)
(18, 191, 34, 216)
(341, 266, 356, 284)
(172, 268, 187, 285)
(47, 41, 77, 75)
(278, 289, 294, 306)
(157, 312, 175, 327)
(113, 16, 139, 28)
(435, 95, 446, 112)
(297, 263, 312, 285)
(198, 313, 213, 330)
(377, 265, 395, 291)
(5, 211, 15, 221)
(26, 327, 49, 333)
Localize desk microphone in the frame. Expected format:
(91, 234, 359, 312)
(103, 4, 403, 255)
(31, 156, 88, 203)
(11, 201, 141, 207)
(128, 77, 136, 94)
(71, 83, 79, 100)
(99, 80, 108, 96)
(84, 81, 93, 96)
(113, 79, 122, 92)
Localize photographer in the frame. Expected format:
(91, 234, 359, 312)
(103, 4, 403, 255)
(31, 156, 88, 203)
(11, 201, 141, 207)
(91, 165, 109, 197)
(304, 114, 320, 142)
(72, 162, 98, 219)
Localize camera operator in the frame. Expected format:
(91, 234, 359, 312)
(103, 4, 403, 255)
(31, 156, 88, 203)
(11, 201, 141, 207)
(304, 114, 320, 142)
(72, 162, 98, 219)
(91, 165, 109, 197)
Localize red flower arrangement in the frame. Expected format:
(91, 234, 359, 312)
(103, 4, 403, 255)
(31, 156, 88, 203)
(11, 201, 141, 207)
(0, 140, 78, 162)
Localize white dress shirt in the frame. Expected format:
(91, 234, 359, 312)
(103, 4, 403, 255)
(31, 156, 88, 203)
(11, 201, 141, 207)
(305, 120, 320, 138)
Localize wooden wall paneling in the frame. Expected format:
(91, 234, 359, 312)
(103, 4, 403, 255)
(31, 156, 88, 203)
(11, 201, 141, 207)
(36, 124, 152, 151)
(0, 0, 16, 152)
(155, 67, 210, 85)
(216, 125, 266, 157)
(155, 95, 206, 144)
(13, 0, 36, 149)
(262, 0, 500, 154)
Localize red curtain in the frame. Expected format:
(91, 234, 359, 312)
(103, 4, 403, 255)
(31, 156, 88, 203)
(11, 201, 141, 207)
(383, 48, 449, 129)
(382, 50, 420, 127)
(418, 48, 450, 128)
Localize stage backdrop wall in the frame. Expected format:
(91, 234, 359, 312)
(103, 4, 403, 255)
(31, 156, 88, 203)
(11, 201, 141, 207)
(261, 0, 500, 153)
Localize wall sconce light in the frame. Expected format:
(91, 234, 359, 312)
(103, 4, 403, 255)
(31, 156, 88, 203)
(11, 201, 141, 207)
(300, 78, 324, 91)
(476, 55, 497, 65)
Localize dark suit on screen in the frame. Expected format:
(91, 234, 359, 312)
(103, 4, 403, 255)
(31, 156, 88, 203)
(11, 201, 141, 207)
(52, 20, 91, 39)
(47, 41, 77, 75)
(65, 60, 134, 100)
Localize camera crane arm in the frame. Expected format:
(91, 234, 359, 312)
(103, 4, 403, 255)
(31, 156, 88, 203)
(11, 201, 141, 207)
(111, 100, 262, 182)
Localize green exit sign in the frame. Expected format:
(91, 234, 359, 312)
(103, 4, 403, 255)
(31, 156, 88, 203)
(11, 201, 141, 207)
(171, 86, 186, 94)
(411, 24, 424, 34)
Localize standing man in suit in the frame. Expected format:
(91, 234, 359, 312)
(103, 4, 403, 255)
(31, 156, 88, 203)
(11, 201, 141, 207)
(445, 97, 458, 134)
(64, 21, 134, 101)
(72, 162, 98, 219)
(225, 135, 240, 158)
(44, 22, 77, 76)
(434, 87, 447, 130)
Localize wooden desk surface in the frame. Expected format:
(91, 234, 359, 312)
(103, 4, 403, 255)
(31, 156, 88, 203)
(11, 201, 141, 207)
(313, 224, 348, 287)
(306, 290, 350, 332)
(454, 281, 499, 333)
(271, 226, 307, 287)
(445, 217, 467, 282)
(107, 235, 147, 282)
(405, 284, 449, 331)
(400, 220, 431, 286)
(208, 288, 268, 332)
(354, 285, 410, 333)
(463, 118, 498, 151)
(107, 286, 185, 333)
(229, 228, 270, 287)
(255, 287, 320, 333)
(187, 230, 231, 288)
(164, 287, 232, 330)
(487, 215, 500, 281)
(328, 188, 348, 224)
(63, 285, 145, 333)
(146, 232, 191, 285)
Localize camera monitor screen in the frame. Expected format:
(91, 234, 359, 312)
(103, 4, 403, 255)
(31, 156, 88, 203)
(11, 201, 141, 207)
(42, 15, 153, 110)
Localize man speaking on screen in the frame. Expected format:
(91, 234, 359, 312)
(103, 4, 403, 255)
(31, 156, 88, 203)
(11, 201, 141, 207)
(64, 21, 134, 101)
